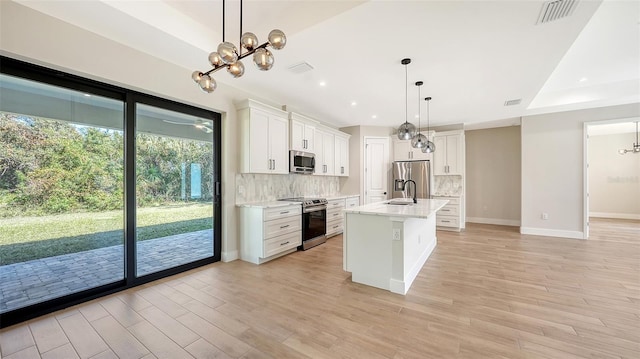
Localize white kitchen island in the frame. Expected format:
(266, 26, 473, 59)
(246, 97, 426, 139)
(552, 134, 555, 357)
(343, 199, 449, 295)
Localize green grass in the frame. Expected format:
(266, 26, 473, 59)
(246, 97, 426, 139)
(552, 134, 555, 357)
(0, 203, 213, 265)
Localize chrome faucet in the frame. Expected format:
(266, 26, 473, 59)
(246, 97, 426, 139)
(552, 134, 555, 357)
(402, 179, 417, 204)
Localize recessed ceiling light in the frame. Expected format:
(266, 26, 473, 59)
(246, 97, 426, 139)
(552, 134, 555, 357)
(351, 101, 357, 106)
(579, 77, 588, 82)
(414, 114, 419, 119)
(319, 81, 326, 86)
(372, 115, 377, 119)
(84, 94, 91, 97)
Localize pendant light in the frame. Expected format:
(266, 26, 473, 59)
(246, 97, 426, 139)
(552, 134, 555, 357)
(191, 0, 286, 93)
(618, 121, 640, 154)
(411, 81, 428, 148)
(397, 58, 417, 140)
(422, 97, 436, 153)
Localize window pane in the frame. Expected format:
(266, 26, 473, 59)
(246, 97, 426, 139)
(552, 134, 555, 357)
(135, 104, 214, 276)
(0, 74, 124, 313)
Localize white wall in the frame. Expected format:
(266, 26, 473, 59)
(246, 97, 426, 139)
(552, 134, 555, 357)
(0, 1, 274, 261)
(521, 103, 640, 239)
(588, 132, 640, 219)
(465, 126, 521, 226)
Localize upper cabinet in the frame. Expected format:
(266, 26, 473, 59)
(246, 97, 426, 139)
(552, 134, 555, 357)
(433, 130, 464, 175)
(392, 132, 434, 162)
(289, 112, 317, 153)
(334, 134, 349, 176)
(314, 129, 335, 176)
(237, 99, 289, 174)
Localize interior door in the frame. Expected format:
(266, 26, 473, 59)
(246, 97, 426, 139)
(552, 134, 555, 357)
(365, 137, 390, 204)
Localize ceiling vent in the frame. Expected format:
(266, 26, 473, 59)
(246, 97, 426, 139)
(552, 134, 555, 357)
(504, 99, 522, 106)
(536, 0, 579, 24)
(287, 62, 314, 74)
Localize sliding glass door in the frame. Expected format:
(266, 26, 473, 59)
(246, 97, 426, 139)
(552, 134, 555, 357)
(0, 57, 221, 327)
(135, 104, 215, 276)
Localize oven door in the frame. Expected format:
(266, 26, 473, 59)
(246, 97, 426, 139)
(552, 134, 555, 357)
(302, 205, 326, 242)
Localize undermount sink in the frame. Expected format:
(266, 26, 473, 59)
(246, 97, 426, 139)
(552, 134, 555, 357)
(385, 200, 414, 206)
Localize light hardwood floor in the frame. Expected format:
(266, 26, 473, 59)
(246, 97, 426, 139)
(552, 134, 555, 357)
(1, 219, 639, 358)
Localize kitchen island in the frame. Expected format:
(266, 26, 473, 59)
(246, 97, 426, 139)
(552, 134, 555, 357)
(343, 198, 449, 294)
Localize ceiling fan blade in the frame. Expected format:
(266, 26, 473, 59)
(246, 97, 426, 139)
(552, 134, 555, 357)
(163, 119, 192, 126)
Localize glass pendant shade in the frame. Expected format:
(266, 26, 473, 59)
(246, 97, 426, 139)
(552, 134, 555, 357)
(422, 140, 436, 153)
(397, 122, 416, 140)
(198, 75, 216, 93)
(208, 52, 224, 67)
(411, 133, 428, 148)
(217, 42, 238, 64)
(241, 32, 259, 50)
(191, 71, 202, 83)
(227, 61, 245, 78)
(268, 29, 287, 50)
(253, 48, 274, 71)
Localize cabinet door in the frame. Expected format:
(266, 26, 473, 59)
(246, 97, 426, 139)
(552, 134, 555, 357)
(290, 120, 305, 152)
(445, 134, 462, 175)
(393, 139, 412, 161)
(433, 135, 447, 175)
(323, 133, 335, 175)
(313, 130, 325, 175)
(335, 136, 348, 176)
(304, 125, 315, 153)
(269, 116, 289, 174)
(249, 109, 271, 173)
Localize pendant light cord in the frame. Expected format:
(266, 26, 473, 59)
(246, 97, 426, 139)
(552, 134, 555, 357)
(405, 64, 408, 125)
(240, 0, 243, 51)
(417, 85, 421, 134)
(222, 0, 225, 42)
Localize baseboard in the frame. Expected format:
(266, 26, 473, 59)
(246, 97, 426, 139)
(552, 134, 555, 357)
(520, 227, 585, 240)
(221, 250, 238, 262)
(590, 212, 640, 220)
(466, 217, 520, 226)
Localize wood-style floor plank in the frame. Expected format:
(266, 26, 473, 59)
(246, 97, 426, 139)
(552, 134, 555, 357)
(0, 218, 638, 359)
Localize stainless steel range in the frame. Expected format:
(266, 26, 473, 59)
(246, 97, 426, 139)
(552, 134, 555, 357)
(279, 197, 327, 250)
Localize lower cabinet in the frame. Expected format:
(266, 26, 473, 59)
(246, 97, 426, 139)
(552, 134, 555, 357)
(326, 196, 360, 237)
(434, 196, 462, 231)
(240, 204, 302, 264)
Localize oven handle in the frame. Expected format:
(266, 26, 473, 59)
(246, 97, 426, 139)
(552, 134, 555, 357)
(303, 205, 327, 213)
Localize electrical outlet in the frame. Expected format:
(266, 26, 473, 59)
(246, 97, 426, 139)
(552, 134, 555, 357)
(541, 212, 549, 220)
(392, 229, 401, 241)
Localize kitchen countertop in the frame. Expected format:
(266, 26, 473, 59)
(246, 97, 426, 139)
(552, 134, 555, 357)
(343, 199, 449, 219)
(326, 194, 360, 200)
(236, 201, 300, 208)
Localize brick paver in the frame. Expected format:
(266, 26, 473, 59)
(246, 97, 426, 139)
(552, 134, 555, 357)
(0, 229, 213, 313)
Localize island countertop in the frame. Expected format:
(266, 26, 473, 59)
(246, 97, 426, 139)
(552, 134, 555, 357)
(343, 198, 449, 219)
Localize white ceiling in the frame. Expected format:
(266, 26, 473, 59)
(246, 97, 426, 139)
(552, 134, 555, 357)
(12, 0, 640, 129)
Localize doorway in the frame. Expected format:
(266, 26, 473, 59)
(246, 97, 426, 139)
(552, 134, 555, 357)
(584, 118, 640, 238)
(364, 137, 390, 204)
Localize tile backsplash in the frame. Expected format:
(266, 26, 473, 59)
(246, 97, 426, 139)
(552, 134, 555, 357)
(236, 174, 341, 204)
(433, 175, 463, 196)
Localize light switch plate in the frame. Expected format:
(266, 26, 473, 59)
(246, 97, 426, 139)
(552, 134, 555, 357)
(392, 229, 401, 241)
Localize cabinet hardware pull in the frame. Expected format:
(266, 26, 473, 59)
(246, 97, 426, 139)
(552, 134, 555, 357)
(442, 220, 450, 223)
(280, 225, 290, 229)
(280, 241, 290, 246)
(280, 211, 289, 214)
(333, 225, 339, 229)
(333, 213, 339, 216)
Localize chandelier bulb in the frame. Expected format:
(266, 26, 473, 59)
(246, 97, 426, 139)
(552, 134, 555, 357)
(227, 60, 245, 78)
(241, 32, 259, 51)
(198, 75, 216, 93)
(191, 71, 203, 84)
(268, 29, 287, 50)
(253, 48, 274, 71)
(217, 42, 238, 64)
(208, 52, 224, 67)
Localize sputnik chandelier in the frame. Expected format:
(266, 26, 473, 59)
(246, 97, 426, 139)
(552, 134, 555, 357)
(191, 0, 287, 93)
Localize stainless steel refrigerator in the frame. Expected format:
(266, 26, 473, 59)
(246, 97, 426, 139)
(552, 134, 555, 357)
(391, 160, 431, 199)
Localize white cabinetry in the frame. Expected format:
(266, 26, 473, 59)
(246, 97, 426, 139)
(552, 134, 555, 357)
(238, 100, 289, 174)
(314, 129, 335, 176)
(327, 196, 359, 237)
(334, 134, 349, 176)
(240, 204, 302, 264)
(433, 131, 463, 175)
(433, 196, 462, 231)
(289, 112, 316, 152)
(392, 133, 434, 162)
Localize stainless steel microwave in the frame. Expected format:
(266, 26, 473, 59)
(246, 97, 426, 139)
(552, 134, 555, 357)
(289, 150, 315, 174)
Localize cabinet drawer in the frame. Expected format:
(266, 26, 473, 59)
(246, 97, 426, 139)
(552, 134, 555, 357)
(328, 200, 345, 210)
(264, 231, 301, 258)
(264, 216, 301, 239)
(327, 210, 343, 221)
(434, 197, 460, 205)
(438, 205, 459, 216)
(345, 197, 359, 208)
(326, 218, 344, 234)
(436, 216, 459, 227)
(264, 205, 301, 221)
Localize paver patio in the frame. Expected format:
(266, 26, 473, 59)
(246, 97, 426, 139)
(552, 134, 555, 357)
(0, 229, 213, 313)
